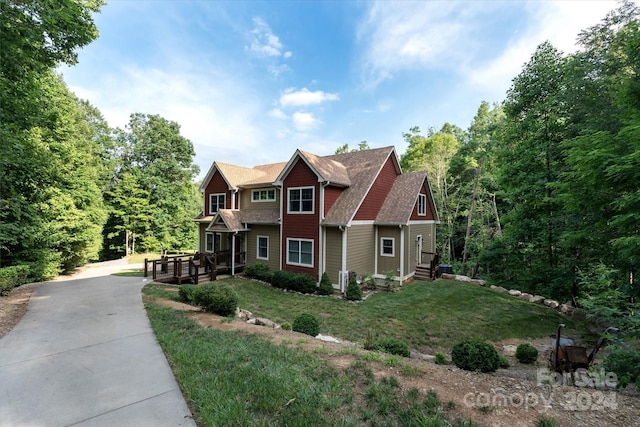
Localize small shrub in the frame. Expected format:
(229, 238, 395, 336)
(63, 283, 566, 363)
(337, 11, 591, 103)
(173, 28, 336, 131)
(536, 416, 558, 427)
(0, 265, 30, 296)
(434, 352, 448, 365)
(244, 262, 271, 282)
(516, 343, 539, 364)
(498, 354, 511, 369)
(292, 313, 320, 337)
(345, 276, 362, 301)
(602, 345, 640, 389)
(193, 283, 239, 316)
(318, 272, 334, 295)
(178, 285, 197, 304)
(374, 337, 411, 357)
(362, 328, 378, 350)
(271, 270, 317, 294)
(281, 322, 292, 331)
(451, 340, 502, 373)
(360, 272, 376, 290)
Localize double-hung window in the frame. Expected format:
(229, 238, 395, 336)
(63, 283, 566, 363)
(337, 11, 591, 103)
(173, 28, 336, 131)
(209, 193, 226, 214)
(287, 238, 313, 267)
(418, 194, 427, 216)
(381, 238, 395, 257)
(257, 236, 269, 260)
(288, 187, 314, 213)
(205, 233, 221, 253)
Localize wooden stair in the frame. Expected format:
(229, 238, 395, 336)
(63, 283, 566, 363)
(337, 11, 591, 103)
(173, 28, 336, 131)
(415, 264, 437, 281)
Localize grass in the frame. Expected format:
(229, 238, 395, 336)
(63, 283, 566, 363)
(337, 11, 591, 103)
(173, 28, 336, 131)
(167, 277, 583, 352)
(144, 301, 471, 426)
(111, 269, 144, 277)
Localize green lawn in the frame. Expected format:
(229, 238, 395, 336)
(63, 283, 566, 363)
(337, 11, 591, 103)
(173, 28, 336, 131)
(147, 277, 583, 353)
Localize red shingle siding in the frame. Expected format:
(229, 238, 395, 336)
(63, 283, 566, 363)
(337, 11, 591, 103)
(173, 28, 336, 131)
(410, 185, 435, 220)
(354, 157, 398, 220)
(282, 159, 320, 278)
(205, 172, 231, 215)
(324, 186, 342, 216)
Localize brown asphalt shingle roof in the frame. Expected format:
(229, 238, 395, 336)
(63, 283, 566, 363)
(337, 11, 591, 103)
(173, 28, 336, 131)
(322, 146, 397, 225)
(375, 172, 427, 224)
(298, 150, 351, 186)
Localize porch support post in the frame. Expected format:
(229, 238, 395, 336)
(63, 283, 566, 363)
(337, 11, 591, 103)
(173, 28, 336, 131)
(231, 232, 236, 276)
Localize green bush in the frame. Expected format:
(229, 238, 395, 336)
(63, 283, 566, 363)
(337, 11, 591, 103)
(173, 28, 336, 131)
(345, 276, 362, 301)
(374, 337, 411, 357)
(292, 313, 320, 337)
(178, 285, 197, 304)
(451, 340, 502, 373)
(281, 322, 292, 331)
(602, 345, 640, 389)
(0, 265, 30, 296)
(271, 270, 317, 294)
(516, 343, 539, 364)
(193, 283, 239, 316)
(434, 352, 448, 365)
(318, 272, 334, 295)
(244, 262, 272, 282)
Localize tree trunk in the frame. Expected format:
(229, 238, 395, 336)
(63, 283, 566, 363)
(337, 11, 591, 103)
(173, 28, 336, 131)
(492, 194, 502, 236)
(462, 163, 482, 275)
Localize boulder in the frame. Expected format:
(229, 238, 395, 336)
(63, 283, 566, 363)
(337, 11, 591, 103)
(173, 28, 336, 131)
(469, 279, 486, 286)
(490, 285, 508, 293)
(559, 304, 575, 314)
(530, 295, 545, 304)
(255, 317, 277, 328)
(503, 345, 517, 357)
(544, 299, 559, 309)
(442, 273, 457, 280)
(508, 289, 522, 296)
(519, 293, 533, 301)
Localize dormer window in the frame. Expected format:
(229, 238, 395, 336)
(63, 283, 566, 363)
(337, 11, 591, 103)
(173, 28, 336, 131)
(209, 193, 226, 214)
(418, 194, 427, 216)
(288, 187, 314, 213)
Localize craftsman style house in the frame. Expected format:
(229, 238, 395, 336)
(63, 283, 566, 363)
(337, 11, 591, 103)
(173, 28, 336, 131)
(195, 146, 439, 290)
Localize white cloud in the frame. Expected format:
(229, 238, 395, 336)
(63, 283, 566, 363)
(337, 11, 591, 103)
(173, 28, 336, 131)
(292, 112, 320, 131)
(465, 1, 616, 98)
(280, 87, 340, 107)
(268, 108, 288, 119)
(248, 17, 285, 57)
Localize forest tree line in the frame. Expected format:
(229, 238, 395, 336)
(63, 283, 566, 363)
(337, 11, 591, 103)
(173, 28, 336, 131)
(1, 0, 201, 281)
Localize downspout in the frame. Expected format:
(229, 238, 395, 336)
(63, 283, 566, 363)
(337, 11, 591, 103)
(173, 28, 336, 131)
(339, 225, 347, 293)
(399, 224, 404, 286)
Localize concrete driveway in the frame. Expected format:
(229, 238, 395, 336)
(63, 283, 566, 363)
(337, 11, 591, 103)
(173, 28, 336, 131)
(0, 259, 196, 427)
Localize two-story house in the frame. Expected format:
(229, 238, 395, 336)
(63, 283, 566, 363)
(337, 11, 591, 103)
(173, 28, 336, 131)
(195, 146, 439, 290)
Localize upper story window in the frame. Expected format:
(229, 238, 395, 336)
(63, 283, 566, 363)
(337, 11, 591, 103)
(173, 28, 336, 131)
(209, 193, 226, 214)
(418, 194, 427, 216)
(288, 187, 314, 213)
(252, 189, 276, 202)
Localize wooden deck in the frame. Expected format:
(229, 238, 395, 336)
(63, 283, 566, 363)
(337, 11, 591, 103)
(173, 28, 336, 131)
(414, 251, 440, 281)
(144, 251, 246, 285)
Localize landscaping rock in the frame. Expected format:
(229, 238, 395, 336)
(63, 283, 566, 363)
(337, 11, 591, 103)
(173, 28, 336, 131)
(519, 293, 533, 301)
(469, 279, 486, 286)
(559, 304, 574, 314)
(508, 289, 522, 296)
(441, 273, 457, 280)
(490, 285, 508, 293)
(502, 345, 517, 357)
(543, 299, 559, 309)
(530, 295, 545, 304)
(255, 317, 278, 328)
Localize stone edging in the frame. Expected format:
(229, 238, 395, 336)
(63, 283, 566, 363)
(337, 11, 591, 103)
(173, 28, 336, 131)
(440, 273, 575, 315)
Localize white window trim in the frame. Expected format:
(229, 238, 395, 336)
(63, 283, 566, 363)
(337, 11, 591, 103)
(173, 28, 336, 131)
(418, 194, 427, 216)
(381, 237, 395, 257)
(252, 189, 276, 202)
(287, 186, 315, 214)
(209, 193, 226, 214)
(257, 235, 269, 260)
(286, 238, 314, 267)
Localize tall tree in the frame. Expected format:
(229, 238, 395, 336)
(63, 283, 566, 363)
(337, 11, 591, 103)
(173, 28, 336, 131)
(401, 125, 463, 261)
(492, 42, 572, 296)
(105, 114, 201, 255)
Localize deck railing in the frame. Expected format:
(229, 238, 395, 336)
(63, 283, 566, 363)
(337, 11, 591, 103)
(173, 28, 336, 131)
(420, 251, 440, 280)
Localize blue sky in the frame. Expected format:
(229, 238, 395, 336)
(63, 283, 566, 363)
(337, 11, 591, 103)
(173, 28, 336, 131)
(60, 0, 620, 180)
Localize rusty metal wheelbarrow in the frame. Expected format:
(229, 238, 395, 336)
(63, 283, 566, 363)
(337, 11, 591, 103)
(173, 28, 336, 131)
(549, 324, 617, 385)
